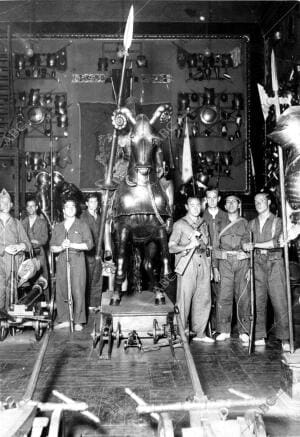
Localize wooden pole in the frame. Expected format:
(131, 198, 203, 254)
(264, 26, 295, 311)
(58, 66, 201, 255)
(271, 50, 294, 353)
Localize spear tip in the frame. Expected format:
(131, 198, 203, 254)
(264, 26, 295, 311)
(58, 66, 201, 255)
(123, 5, 134, 52)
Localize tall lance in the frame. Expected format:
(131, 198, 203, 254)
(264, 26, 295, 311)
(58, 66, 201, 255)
(93, 6, 134, 298)
(271, 50, 294, 353)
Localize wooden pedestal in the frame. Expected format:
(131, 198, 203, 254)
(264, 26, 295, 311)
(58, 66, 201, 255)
(101, 290, 174, 337)
(280, 349, 300, 401)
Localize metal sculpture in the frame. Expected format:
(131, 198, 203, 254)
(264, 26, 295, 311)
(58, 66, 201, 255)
(110, 104, 173, 305)
(35, 170, 83, 224)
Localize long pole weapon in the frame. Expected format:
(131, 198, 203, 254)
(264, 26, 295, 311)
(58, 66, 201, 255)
(248, 231, 255, 355)
(271, 50, 294, 353)
(94, 6, 134, 299)
(65, 231, 74, 332)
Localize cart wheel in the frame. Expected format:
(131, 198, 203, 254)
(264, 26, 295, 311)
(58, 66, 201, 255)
(115, 322, 122, 348)
(153, 319, 159, 344)
(49, 294, 56, 327)
(34, 321, 44, 341)
(0, 325, 8, 341)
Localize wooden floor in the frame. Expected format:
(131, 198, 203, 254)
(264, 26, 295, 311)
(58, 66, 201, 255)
(1, 295, 300, 437)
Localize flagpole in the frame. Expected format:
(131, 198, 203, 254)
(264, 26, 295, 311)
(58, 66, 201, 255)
(271, 50, 294, 353)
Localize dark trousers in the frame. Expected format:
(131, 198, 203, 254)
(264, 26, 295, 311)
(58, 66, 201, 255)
(217, 257, 250, 334)
(254, 256, 289, 340)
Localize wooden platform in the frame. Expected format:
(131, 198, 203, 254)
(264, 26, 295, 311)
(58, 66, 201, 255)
(101, 290, 174, 337)
(1, 296, 300, 436)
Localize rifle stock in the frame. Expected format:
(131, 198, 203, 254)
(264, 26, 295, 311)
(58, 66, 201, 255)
(175, 247, 196, 276)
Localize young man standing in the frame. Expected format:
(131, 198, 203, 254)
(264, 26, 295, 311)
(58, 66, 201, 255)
(0, 189, 31, 309)
(169, 197, 214, 343)
(213, 195, 250, 343)
(80, 193, 101, 307)
(243, 192, 290, 351)
(22, 196, 49, 287)
(50, 199, 93, 331)
(202, 188, 227, 332)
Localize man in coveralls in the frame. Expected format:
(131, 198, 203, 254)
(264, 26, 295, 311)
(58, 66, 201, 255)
(202, 188, 227, 332)
(243, 192, 290, 351)
(50, 199, 93, 331)
(22, 196, 49, 292)
(169, 197, 214, 342)
(0, 189, 31, 309)
(213, 195, 251, 344)
(80, 192, 101, 308)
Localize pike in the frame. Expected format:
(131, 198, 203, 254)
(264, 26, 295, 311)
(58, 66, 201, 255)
(248, 231, 255, 355)
(65, 231, 74, 332)
(271, 50, 294, 353)
(93, 6, 134, 300)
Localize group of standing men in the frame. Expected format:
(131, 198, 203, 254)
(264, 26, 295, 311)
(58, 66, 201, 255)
(0, 188, 101, 332)
(169, 188, 290, 351)
(0, 185, 291, 348)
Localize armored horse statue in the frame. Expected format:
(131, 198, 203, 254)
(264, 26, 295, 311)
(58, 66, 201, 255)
(110, 104, 173, 305)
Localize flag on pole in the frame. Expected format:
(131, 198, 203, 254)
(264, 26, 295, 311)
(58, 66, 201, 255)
(181, 118, 193, 183)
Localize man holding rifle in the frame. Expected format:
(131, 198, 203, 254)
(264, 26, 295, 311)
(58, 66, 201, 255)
(242, 192, 290, 351)
(169, 197, 214, 343)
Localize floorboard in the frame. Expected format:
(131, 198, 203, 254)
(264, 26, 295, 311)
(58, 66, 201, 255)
(0, 301, 300, 436)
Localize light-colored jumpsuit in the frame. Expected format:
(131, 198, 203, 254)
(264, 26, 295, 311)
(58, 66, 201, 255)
(50, 218, 93, 324)
(0, 217, 31, 309)
(169, 215, 211, 337)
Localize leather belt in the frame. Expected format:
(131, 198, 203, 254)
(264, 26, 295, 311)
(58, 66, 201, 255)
(255, 249, 268, 256)
(214, 249, 249, 260)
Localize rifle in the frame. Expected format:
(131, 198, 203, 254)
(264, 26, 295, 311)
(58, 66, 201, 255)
(175, 233, 202, 276)
(65, 231, 74, 332)
(175, 247, 196, 276)
(248, 231, 255, 355)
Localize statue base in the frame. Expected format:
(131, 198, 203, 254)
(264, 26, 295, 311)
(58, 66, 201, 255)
(281, 349, 300, 402)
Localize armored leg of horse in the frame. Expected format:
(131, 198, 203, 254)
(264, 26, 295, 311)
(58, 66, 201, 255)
(133, 246, 143, 293)
(111, 226, 130, 305)
(154, 227, 172, 305)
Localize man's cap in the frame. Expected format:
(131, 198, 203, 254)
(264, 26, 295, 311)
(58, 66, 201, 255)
(0, 188, 11, 202)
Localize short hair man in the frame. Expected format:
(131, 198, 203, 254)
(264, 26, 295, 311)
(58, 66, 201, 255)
(22, 196, 49, 290)
(169, 197, 214, 343)
(243, 192, 290, 351)
(202, 188, 227, 332)
(0, 189, 31, 309)
(80, 192, 101, 307)
(213, 195, 251, 344)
